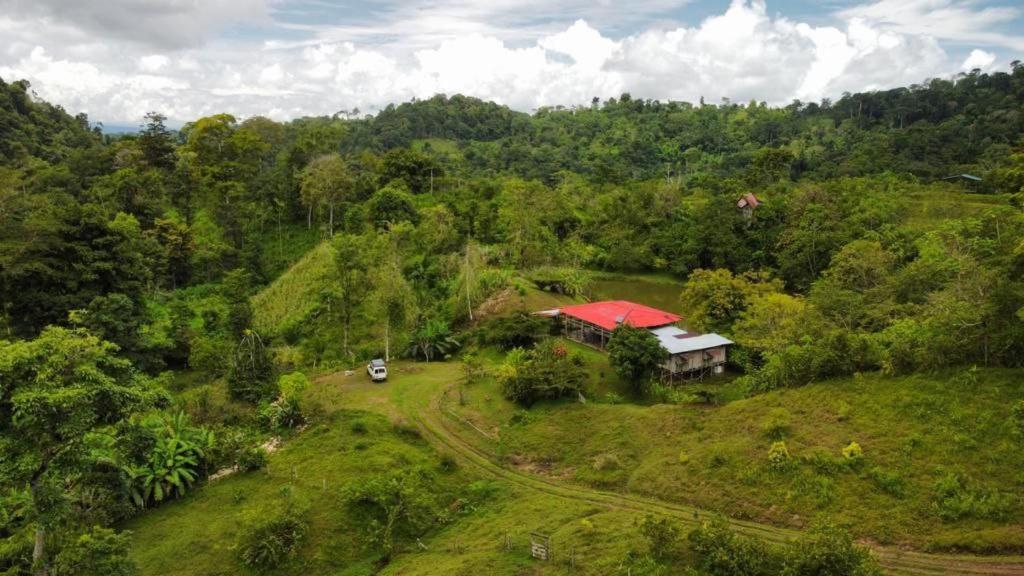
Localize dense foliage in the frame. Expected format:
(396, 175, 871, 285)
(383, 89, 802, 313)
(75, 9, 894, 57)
(498, 342, 587, 406)
(2, 63, 1024, 573)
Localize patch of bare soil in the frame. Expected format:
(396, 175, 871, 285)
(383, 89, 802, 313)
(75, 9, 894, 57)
(507, 454, 575, 481)
(474, 287, 517, 319)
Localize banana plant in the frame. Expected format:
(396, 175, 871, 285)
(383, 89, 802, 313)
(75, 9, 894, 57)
(123, 412, 213, 508)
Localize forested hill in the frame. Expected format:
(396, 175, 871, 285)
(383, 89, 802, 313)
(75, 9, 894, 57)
(0, 77, 102, 164)
(341, 64, 1024, 183)
(2, 65, 1024, 350)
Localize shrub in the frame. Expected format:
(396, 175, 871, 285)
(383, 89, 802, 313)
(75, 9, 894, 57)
(767, 441, 791, 471)
(640, 515, 683, 562)
(122, 412, 214, 508)
(933, 473, 1013, 522)
(1012, 400, 1024, 439)
(474, 313, 548, 350)
(802, 449, 844, 476)
(678, 450, 690, 464)
(438, 453, 458, 472)
(868, 467, 905, 498)
(344, 468, 445, 558)
(761, 408, 792, 440)
(592, 453, 623, 471)
(52, 527, 137, 576)
(602, 392, 625, 405)
(236, 501, 308, 570)
(238, 446, 268, 472)
(783, 521, 881, 576)
(227, 330, 277, 403)
(258, 394, 304, 430)
(842, 441, 864, 466)
(349, 419, 369, 434)
(499, 342, 586, 406)
(689, 516, 782, 576)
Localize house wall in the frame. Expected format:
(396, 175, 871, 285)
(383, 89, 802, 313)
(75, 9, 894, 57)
(661, 346, 727, 373)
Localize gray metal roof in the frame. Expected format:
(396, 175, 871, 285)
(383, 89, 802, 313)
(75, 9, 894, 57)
(370, 358, 386, 367)
(649, 326, 733, 354)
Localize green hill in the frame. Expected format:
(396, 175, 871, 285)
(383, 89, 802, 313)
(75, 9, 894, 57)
(252, 241, 335, 339)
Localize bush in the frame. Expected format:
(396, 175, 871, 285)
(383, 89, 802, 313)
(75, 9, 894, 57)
(1012, 400, 1024, 439)
(238, 446, 269, 472)
(592, 453, 622, 471)
(640, 515, 684, 562)
(438, 453, 458, 472)
(688, 516, 782, 576)
(258, 394, 304, 430)
(52, 527, 137, 576)
(802, 449, 844, 476)
(868, 467, 905, 498)
(761, 408, 792, 440)
(499, 342, 586, 406)
(933, 473, 1013, 522)
(783, 521, 881, 576)
(768, 441, 791, 471)
(474, 313, 548, 350)
(841, 442, 864, 469)
(344, 468, 445, 558)
(236, 501, 308, 570)
(227, 330, 277, 403)
(349, 419, 369, 434)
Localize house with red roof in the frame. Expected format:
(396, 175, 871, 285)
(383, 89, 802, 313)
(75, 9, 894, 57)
(737, 193, 760, 220)
(535, 300, 732, 380)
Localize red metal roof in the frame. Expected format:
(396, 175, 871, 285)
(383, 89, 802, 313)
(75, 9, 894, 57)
(558, 300, 680, 331)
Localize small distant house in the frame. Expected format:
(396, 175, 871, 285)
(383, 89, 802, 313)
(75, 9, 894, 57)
(736, 193, 760, 220)
(535, 300, 732, 380)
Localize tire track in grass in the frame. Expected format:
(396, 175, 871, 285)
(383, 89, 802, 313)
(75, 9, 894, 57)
(402, 383, 1024, 576)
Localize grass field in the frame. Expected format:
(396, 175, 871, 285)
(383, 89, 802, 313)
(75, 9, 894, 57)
(125, 353, 1024, 575)
(445, 359, 1024, 552)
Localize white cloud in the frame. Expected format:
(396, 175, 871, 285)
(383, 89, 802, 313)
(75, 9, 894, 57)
(837, 0, 1024, 51)
(139, 55, 170, 72)
(0, 0, 1019, 124)
(962, 48, 996, 71)
(0, 0, 271, 50)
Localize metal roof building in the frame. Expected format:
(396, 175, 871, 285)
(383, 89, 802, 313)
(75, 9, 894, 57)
(541, 300, 732, 381)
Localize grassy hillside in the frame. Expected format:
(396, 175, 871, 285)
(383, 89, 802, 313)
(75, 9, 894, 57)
(125, 357, 1024, 576)
(447, 359, 1024, 552)
(252, 241, 335, 338)
(125, 408, 475, 576)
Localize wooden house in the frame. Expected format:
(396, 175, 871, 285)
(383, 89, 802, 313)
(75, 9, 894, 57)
(536, 300, 732, 380)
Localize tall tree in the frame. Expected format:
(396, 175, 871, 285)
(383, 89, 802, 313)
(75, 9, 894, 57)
(332, 234, 372, 358)
(0, 328, 163, 576)
(137, 112, 175, 170)
(300, 153, 352, 236)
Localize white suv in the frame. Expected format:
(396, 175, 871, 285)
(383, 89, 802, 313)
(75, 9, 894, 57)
(367, 358, 387, 382)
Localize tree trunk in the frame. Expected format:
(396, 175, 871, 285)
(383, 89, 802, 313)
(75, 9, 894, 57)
(33, 527, 47, 576)
(465, 246, 474, 322)
(30, 477, 48, 576)
(343, 318, 349, 358)
(329, 202, 335, 237)
(307, 205, 312, 229)
(384, 318, 390, 362)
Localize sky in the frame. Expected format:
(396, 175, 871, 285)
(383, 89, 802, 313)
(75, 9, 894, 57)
(0, 0, 1022, 126)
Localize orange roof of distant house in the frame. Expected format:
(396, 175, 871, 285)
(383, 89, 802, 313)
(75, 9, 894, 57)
(558, 300, 680, 331)
(737, 193, 760, 209)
